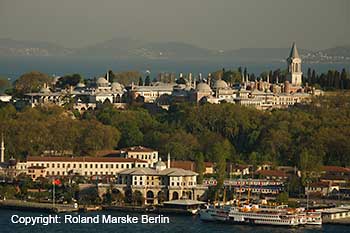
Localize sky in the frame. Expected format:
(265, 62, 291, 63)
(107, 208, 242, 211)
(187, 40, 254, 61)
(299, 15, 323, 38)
(0, 0, 349, 50)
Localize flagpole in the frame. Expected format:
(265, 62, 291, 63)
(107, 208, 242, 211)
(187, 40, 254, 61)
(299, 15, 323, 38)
(53, 179, 55, 207)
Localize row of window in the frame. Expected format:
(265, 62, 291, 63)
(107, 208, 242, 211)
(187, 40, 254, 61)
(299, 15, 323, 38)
(31, 162, 148, 169)
(130, 154, 157, 160)
(47, 170, 119, 176)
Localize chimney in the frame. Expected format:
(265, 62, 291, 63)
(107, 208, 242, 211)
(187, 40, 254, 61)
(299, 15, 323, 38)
(167, 153, 171, 168)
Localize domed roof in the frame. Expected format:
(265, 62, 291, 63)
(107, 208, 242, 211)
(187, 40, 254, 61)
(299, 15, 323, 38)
(155, 160, 166, 167)
(213, 79, 228, 89)
(111, 82, 123, 91)
(155, 159, 167, 171)
(196, 82, 212, 92)
(40, 85, 51, 93)
(76, 82, 86, 88)
(96, 77, 109, 85)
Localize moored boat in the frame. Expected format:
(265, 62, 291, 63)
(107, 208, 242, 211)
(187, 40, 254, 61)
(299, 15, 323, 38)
(228, 204, 307, 226)
(199, 206, 230, 222)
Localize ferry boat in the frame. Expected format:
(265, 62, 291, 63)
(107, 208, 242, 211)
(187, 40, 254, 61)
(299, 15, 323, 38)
(305, 211, 322, 225)
(228, 204, 307, 226)
(199, 206, 230, 222)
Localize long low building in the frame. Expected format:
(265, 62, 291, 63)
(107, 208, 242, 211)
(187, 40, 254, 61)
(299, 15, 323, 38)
(17, 156, 149, 180)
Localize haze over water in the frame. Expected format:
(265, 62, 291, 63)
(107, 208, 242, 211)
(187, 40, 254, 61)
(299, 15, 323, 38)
(1, 56, 349, 80)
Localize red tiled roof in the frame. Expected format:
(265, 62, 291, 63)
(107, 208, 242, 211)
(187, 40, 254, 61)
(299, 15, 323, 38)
(321, 166, 350, 173)
(95, 150, 121, 157)
(257, 169, 287, 178)
(309, 182, 330, 188)
(204, 162, 214, 168)
(27, 156, 148, 163)
(232, 164, 250, 170)
(120, 146, 156, 153)
(170, 161, 195, 171)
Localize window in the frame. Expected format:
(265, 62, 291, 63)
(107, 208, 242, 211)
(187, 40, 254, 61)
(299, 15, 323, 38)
(63, 164, 65, 168)
(52, 164, 55, 168)
(100, 164, 103, 168)
(95, 164, 98, 168)
(111, 164, 114, 169)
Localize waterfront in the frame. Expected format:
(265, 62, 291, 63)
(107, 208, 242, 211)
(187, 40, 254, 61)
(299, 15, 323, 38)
(0, 56, 349, 80)
(0, 210, 349, 233)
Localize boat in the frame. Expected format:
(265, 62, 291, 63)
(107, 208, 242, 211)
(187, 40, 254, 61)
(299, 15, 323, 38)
(305, 211, 322, 225)
(228, 204, 307, 226)
(199, 206, 230, 222)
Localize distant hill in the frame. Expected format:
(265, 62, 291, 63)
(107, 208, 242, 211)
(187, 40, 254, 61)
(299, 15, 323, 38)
(73, 38, 213, 59)
(73, 37, 145, 57)
(0, 38, 72, 56)
(0, 37, 349, 63)
(321, 46, 350, 57)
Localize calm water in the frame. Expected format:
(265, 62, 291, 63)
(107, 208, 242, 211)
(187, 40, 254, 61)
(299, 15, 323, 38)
(0, 56, 349, 80)
(0, 210, 349, 233)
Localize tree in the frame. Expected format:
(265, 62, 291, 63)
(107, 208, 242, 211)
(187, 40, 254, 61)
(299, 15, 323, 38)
(276, 192, 289, 204)
(209, 140, 234, 188)
(307, 68, 311, 84)
(138, 77, 143, 86)
(14, 71, 52, 95)
(243, 67, 247, 80)
(112, 71, 141, 85)
(0, 77, 10, 93)
(144, 75, 151, 86)
(56, 74, 83, 88)
(195, 152, 205, 184)
(132, 191, 144, 206)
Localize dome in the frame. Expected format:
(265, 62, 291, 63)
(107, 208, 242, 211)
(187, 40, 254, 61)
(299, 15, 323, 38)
(196, 82, 212, 92)
(155, 159, 167, 171)
(96, 77, 109, 86)
(76, 82, 86, 88)
(111, 82, 123, 91)
(213, 79, 228, 89)
(40, 86, 51, 93)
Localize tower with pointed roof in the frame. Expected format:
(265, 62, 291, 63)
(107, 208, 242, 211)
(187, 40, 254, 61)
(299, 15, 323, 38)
(286, 42, 303, 86)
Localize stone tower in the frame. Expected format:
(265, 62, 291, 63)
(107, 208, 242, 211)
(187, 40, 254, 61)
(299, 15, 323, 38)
(286, 42, 302, 86)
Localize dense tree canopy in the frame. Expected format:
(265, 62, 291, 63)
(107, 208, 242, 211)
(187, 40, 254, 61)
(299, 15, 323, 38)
(56, 74, 83, 88)
(14, 71, 52, 95)
(0, 92, 350, 173)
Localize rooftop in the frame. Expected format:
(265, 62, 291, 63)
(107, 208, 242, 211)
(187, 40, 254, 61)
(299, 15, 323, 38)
(27, 156, 147, 163)
(321, 166, 350, 173)
(256, 169, 287, 178)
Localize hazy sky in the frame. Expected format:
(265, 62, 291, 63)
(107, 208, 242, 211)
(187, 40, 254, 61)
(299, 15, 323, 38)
(0, 0, 349, 50)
